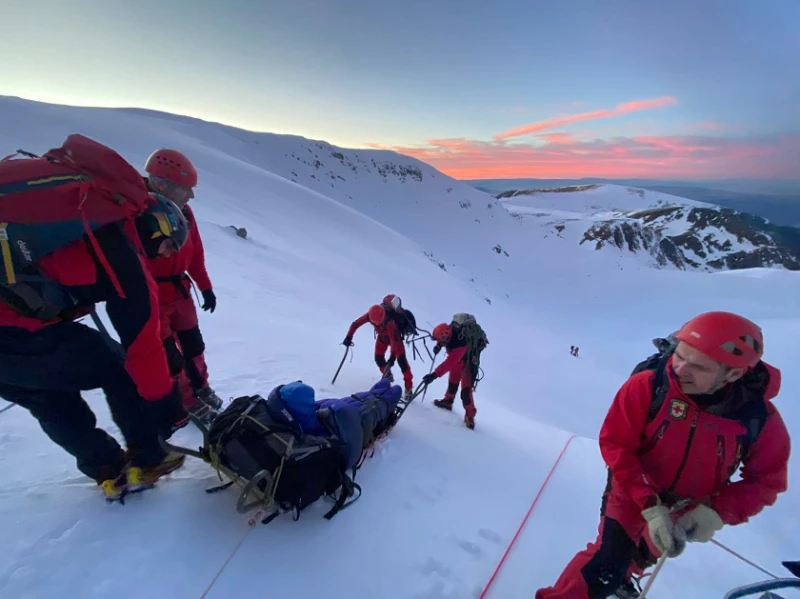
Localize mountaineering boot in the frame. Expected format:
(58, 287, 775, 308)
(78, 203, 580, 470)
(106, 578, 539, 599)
(100, 470, 130, 502)
(610, 578, 642, 598)
(188, 387, 222, 425)
(464, 404, 476, 430)
(127, 451, 186, 489)
(432, 398, 454, 411)
(196, 386, 223, 410)
(187, 401, 215, 425)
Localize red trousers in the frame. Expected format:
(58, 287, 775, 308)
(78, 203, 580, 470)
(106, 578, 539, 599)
(374, 336, 413, 390)
(536, 470, 657, 599)
(159, 296, 210, 409)
(444, 361, 477, 416)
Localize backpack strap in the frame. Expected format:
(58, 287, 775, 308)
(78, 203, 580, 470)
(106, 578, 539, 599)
(646, 349, 675, 422)
(323, 472, 362, 520)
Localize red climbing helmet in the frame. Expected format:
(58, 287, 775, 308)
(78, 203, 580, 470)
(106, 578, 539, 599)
(383, 294, 402, 311)
(368, 304, 386, 327)
(432, 323, 452, 344)
(675, 311, 764, 369)
(144, 148, 198, 188)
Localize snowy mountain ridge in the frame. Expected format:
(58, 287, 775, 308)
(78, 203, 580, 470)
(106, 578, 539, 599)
(497, 184, 800, 272)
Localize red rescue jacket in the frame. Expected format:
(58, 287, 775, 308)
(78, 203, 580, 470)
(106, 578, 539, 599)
(147, 204, 212, 304)
(347, 313, 406, 357)
(600, 357, 789, 526)
(0, 220, 173, 402)
(433, 338, 468, 378)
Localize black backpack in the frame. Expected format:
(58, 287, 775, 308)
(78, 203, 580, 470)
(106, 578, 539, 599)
(384, 305, 418, 341)
(630, 336, 767, 461)
(207, 394, 361, 522)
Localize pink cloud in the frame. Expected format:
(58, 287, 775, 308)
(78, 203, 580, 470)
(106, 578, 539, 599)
(376, 133, 800, 179)
(538, 132, 578, 145)
(493, 96, 678, 141)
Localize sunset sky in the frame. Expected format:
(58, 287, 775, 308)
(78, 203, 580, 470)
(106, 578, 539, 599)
(1, 0, 798, 180)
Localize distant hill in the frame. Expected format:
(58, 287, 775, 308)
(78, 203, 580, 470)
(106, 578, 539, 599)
(469, 178, 800, 227)
(497, 184, 800, 271)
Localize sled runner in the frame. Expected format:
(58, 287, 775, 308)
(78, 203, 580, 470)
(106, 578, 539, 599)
(723, 561, 800, 598)
(161, 379, 426, 525)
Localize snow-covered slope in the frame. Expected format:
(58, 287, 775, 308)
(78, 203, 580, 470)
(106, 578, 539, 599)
(0, 96, 798, 599)
(498, 184, 800, 272)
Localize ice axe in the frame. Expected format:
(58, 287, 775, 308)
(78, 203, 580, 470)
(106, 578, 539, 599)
(331, 345, 352, 385)
(420, 354, 438, 403)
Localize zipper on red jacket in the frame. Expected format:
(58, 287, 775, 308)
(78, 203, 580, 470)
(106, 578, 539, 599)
(667, 410, 699, 492)
(640, 420, 670, 454)
(714, 435, 725, 485)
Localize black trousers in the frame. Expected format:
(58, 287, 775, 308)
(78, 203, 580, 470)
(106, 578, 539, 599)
(0, 321, 165, 483)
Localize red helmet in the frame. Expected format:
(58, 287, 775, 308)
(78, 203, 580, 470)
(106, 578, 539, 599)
(144, 148, 198, 188)
(675, 311, 763, 369)
(368, 304, 386, 327)
(432, 323, 452, 344)
(383, 294, 402, 311)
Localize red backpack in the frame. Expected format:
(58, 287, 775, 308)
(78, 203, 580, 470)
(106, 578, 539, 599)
(0, 134, 154, 320)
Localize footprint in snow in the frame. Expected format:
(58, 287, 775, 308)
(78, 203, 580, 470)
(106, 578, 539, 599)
(450, 536, 484, 559)
(478, 528, 505, 546)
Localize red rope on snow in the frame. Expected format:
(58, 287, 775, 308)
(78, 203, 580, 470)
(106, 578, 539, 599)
(478, 433, 578, 599)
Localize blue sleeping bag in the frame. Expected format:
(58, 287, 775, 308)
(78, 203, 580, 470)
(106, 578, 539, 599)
(316, 379, 403, 470)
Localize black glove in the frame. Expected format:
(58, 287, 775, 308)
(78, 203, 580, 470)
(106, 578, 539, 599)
(422, 373, 438, 385)
(143, 384, 189, 440)
(343, 336, 353, 347)
(433, 345, 441, 355)
(201, 289, 217, 313)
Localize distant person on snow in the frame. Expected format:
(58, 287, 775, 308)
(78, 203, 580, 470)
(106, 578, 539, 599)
(143, 149, 222, 423)
(343, 294, 414, 399)
(0, 143, 191, 502)
(423, 314, 488, 430)
(536, 311, 790, 599)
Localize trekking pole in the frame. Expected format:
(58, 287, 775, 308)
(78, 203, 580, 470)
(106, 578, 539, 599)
(420, 355, 438, 403)
(331, 346, 351, 385)
(638, 553, 667, 599)
(637, 498, 693, 598)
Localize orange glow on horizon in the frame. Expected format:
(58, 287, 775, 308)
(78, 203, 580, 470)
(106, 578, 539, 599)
(369, 96, 797, 179)
(378, 133, 799, 179)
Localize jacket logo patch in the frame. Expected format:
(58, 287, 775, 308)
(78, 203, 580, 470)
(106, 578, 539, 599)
(670, 399, 688, 420)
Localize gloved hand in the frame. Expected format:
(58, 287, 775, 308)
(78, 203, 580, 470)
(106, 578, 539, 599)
(422, 373, 438, 385)
(143, 384, 189, 440)
(677, 504, 724, 543)
(201, 289, 217, 313)
(433, 344, 441, 355)
(642, 504, 687, 558)
(343, 336, 353, 347)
